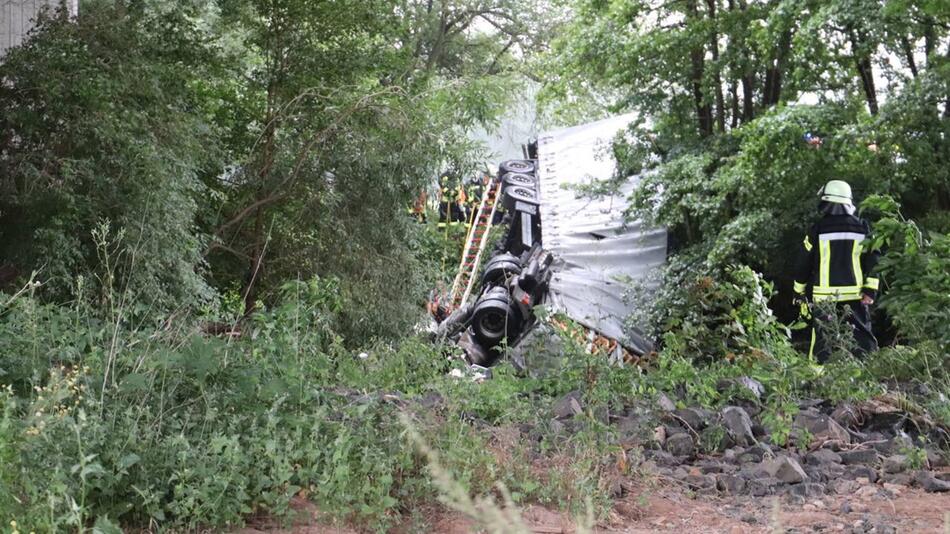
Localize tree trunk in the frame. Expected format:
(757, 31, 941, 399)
(687, 0, 713, 138)
(706, 0, 726, 133)
(730, 80, 739, 129)
(762, 28, 792, 108)
(900, 36, 918, 78)
(742, 74, 755, 122)
(849, 29, 878, 115)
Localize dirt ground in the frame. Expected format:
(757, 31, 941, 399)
(237, 471, 950, 534)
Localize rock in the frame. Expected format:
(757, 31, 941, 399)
(870, 434, 913, 456)
(616, 413, 650, 442)
(838, 448, 879, 466)
(665, 432, 695, 457)
(697, 460, 724, 474)
(765, 456, 808, 484)
(834, 479, 859, 495)
(699, 423, 731, 452)
(787, 482, 825, 499)
(643, 449, 680, 467)
(914, 471, 950, 492)
(553, 391, 584, 419)
(804, 462, 845, 483)
(793, 410, 851, 445)
(653, 424, 667, 444)
(673, 407, 712, 431)
(717, 474, 746, 494)
(882, 473, 912, 486)
(722, 448, 739, 464)
(831, 403, 861, 428)
(748, 477, 782, 497)
(685, 474, 716, 490)
(806, 448, 843, 466)
(656, 392, 676, 412)
(883, 454, 908, 474)
(843, 465, 878, 483)
(738, 463, 769, 480)
(721, 406, 755, 446)
(925, 447, 948, 468)
(855, 485, 880, 499)
(736, 376, 765, 398)
(881, 482, 903, 495)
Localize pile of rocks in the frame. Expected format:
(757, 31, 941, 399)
(553, 387, 950, 499)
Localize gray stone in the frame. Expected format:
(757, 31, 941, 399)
(722, 448, 739, 463)
(748, 477, 782, 497)
(793, 410, 851, 445)
(839, 448, 879, 465)
(926, 447, 948, 468)
(685, 474, 716, 490)
(643, 449, 679, 467)
(882, 472, 912, 486)
(717, 474, 746, 494)
(673, 407, 712, 431)
(869, 434, 913, 456)
(697, 460, 731, 474)
(656, 392, 676, 412)
(843, 465, 878, 483)
(787, 482, 825, 499)
(664, 432, 695, 457)
(765, 456, 808, 484)
(914, 471, 950, 492)
(553, 391, 584, 419)
(883, 454, 908, 474)
(831, 403, 861, 429)
(834, 479, 859, 495)
(616, 413, 650, 442)
(721, 406, 756, 446)
(806, 448, 843, 466)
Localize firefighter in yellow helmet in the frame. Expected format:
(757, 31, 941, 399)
(793, 180, 880, 362)
(437, 172, 466, 229)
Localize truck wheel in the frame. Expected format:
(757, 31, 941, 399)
(500, 159, 536, 175)
(472, 287, 522, 347)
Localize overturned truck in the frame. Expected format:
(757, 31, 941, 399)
(434, 114, 668, 369)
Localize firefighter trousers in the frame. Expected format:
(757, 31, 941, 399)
(810, 300, 878, 363)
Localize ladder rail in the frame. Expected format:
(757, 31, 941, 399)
(448, 180, 494, 301)
(458, 181, 503, 308)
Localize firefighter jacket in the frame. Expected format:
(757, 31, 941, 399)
(794, 213, 880, 302)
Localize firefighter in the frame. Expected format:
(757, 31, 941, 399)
(437, 173, 466, 229)
(793, 179, 880, 362)
(408, 188, 427, 223)
(464, 173, 486, 223)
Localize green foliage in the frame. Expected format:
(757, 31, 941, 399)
(0, 2, 221, 312)
(861, 195, 950, 352)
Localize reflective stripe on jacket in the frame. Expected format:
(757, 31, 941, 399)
(793, 214, 880, 302)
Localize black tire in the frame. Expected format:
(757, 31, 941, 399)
(501, 172, 537, 191)
(503, 185, 539, 210)
(481, 253, 522, 286)
(471, 287, 522, 348)
(499, 159, 536, 175)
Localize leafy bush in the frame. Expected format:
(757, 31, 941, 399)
(0, 3, 221, 312)
(862, 195, 950, 353)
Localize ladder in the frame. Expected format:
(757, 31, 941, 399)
(449, 179, 503, 309)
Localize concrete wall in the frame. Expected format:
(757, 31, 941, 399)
(1, 0, 77, 58)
